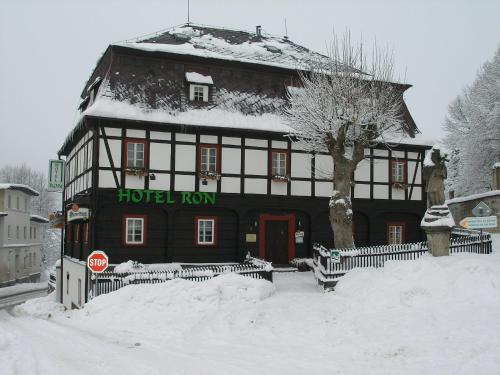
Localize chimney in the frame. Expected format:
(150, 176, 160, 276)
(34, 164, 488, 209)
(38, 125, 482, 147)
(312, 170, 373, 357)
(256, 25, 262, 37)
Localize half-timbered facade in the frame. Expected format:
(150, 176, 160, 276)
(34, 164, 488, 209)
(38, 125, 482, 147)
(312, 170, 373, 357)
(58, 24, 431, 307)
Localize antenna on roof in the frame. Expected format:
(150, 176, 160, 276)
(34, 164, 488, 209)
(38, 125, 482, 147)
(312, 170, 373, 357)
(284, 18, 288, 39)
(187, 0, 190, 24)
(256, 25, 262, 37)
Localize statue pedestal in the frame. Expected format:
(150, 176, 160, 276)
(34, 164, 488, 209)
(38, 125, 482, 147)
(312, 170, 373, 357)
(421, 205, 455, 257)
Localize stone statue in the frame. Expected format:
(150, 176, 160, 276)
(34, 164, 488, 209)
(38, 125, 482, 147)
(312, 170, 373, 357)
(423, 148, 447, 208)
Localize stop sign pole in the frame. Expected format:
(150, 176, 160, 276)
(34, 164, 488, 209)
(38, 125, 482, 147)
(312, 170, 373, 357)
(87, 250, 109, 298)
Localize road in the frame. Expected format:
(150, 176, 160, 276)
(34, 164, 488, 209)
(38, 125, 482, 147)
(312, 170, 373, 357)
(0, 286, 48, 310)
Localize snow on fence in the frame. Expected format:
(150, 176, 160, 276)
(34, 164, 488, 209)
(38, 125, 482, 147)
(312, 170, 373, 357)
(90, 261, 273, 298)
(313, 230, 492, 289)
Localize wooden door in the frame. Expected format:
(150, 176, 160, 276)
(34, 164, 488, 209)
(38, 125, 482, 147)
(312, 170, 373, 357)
(265, 220, 289, 264)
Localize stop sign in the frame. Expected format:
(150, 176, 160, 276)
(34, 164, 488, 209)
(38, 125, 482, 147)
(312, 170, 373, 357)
(87, 251, 109, 273)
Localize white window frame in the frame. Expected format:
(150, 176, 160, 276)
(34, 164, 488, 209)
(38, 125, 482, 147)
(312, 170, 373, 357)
(189, 84, 209, 102)
(391, 160, 405, 183)
(126, 142, 145, 169)
(200, 146, 217, 173)
(388, 224, 404, 245)
(125, 217, 145, 245)
(197, 218, 215, 245)
(272, 151, 287, 176)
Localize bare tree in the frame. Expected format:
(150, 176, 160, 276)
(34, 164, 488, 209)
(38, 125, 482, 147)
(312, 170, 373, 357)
(285, 33, 407, 248)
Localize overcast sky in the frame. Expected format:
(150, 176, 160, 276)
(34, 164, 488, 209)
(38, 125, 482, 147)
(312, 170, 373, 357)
(1, 0, 499, 172)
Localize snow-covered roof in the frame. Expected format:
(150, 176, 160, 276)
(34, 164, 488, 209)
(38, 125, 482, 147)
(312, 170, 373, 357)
(81, 97, 293, 133)
(30, 214, 49, 223)
(185, 72, 214, 85)
(116, 24, 333, 72)
(60, 24, 424, 155)
(446, 190, 500, 205)
(0, 183, 40, 196)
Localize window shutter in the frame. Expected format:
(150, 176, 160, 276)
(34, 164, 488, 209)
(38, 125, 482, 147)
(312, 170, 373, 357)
(189, 85, 195, 101)
(203, 86, 209, 102)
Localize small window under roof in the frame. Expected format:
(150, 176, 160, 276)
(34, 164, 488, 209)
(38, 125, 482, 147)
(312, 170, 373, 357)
(264, 45, 281, 53)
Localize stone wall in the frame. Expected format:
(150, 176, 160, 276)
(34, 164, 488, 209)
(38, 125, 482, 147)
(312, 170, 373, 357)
(447, 191, 500, 233)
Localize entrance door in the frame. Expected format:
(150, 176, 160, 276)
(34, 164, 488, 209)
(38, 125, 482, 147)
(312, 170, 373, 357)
(265, 221, 289, 264)
(259, 214, 295, 264)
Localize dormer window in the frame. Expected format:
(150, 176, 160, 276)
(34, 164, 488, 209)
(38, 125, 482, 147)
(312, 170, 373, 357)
(186, 72, 213, 103)
(190, 85, 208, 102)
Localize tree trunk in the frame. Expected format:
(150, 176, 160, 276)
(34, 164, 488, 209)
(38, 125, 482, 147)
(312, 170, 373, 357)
(329, 156, 355, 249)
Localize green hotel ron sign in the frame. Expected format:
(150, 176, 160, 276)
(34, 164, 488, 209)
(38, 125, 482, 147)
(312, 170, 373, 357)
(118, 189, 216, 205)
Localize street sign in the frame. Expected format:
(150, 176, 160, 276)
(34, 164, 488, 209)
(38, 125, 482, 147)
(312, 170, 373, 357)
(67, 205, 90, 222)
(472, 202, 492, 217)
(330, 250, 341, 263)
(48, 160, 65, 192)
(459, 216, 498, 230)
(87, 251, 109, 273)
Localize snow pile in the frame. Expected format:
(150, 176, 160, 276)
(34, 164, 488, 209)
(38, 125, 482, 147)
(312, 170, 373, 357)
(113, 260, 183, 274)
(77, 274, 275, 339)
(12, 292, 65, 318)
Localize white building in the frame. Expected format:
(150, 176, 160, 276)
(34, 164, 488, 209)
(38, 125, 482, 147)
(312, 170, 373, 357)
(0, 184, 49, 287)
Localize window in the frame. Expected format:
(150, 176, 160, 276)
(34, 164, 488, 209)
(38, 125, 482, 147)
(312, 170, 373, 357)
(271, 150, 288, 176)
(123, 215, 147, 245)
(83, 223, 89, 244)
(24, 255, 27, 269)
(387, 222, 405, 245)
(33, 253, 36, 267)
(23, 226, 27, 239)
(29, 253, 32, 268)
(24, 197, 28, 211)
(7, 195, 11, 208)
(33, 227, 37, 240)
(30, 226, 32, 239)
(125, 140, 147, 169)
(390, 159, 406, 185)
(7, 225, 11, 239)
(16, 226, 19, 239)
(65, 224, 71, 243)
(189, 84, 208, 102)
(74, 224, 80, 243)
(195, 216, 217, 246)
(199, 145, 219, 174)
(16, 196, 19, 210)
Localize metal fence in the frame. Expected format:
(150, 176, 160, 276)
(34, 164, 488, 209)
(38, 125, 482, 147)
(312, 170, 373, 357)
(313, 230, 492, 289)
(90, 261, 273, 298)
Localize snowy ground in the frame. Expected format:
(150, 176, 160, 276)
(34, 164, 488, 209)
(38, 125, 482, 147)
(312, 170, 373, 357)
(1, 235, 499, 375)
